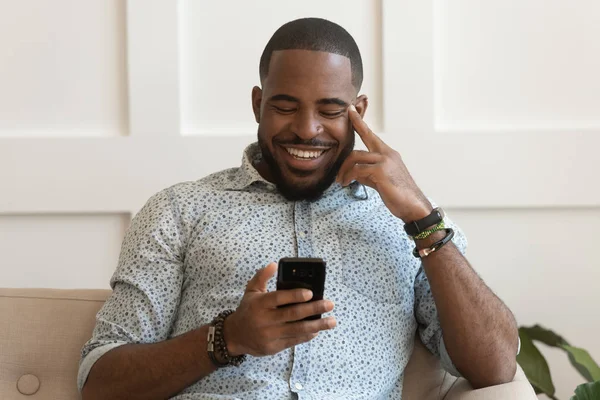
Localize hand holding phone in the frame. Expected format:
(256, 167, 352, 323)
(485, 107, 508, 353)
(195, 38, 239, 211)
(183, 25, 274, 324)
(223, 262, 335, 358)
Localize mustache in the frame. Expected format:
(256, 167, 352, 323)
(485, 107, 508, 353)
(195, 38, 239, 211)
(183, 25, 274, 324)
(273, 137, 337, 147)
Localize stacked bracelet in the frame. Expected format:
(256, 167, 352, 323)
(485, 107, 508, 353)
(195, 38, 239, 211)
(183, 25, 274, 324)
(411, 220, 445, 240)
(207, 310, 246, 368)
(413, 228, 454, 258)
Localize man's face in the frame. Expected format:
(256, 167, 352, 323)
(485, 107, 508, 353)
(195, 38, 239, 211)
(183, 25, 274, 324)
(253, 50, 367, 201)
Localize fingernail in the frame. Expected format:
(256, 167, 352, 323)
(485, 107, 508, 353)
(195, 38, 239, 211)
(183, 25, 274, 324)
(350, 104, 357, 112)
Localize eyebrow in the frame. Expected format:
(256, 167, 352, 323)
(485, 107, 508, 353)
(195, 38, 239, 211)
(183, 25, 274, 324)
(268, 94, 349, 107)
(268, 94, 300, 103)
(316, 98, 349, 107)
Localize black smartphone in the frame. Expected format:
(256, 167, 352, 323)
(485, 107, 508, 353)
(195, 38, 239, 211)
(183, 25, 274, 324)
(276, 257, 326, 321)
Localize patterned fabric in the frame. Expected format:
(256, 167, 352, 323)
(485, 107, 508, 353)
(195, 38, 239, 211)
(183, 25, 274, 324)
(78, 142, 468, 399)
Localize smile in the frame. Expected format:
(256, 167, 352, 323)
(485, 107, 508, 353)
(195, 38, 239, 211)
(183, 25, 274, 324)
(284, 147, 327, 160)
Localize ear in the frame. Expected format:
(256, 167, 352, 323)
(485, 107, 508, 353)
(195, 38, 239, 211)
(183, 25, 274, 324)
(252, 86, 262, 123)
(354, 94, 368, 118)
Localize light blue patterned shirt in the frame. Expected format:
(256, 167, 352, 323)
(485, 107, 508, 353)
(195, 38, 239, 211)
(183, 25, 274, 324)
(79, 142, 467, 399)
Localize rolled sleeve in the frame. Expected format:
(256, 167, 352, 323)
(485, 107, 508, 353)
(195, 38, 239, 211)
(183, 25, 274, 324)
(78, 188, 185, 392)
(77, 342, 128, 392)
(439, 335, 462, 377)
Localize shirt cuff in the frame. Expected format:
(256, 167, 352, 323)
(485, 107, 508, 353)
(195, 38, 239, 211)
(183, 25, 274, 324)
(77, 342, 128, 392)
(439, 335, 462, 377)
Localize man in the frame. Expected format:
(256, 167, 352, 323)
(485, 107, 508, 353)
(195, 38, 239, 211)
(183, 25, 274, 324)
(79, 18, 519, 400)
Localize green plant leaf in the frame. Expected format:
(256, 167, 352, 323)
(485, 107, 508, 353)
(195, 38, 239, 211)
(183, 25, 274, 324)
(561, 345, 600, 382)
(519, 325, 600, 383)
(570, 381, 600, 400)
(521, 325, 570, 347)
(517, 329, 555, 396)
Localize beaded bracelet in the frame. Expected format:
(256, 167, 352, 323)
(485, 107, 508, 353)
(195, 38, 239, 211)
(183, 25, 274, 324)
(207, 309, 246, 368)
(411, 220, 446, 240)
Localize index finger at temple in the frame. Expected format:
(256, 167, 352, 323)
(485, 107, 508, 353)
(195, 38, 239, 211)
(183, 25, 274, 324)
(348, 106, 381, 152)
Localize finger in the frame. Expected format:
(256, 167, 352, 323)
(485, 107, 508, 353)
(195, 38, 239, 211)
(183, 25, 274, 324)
(348, 105, 383, 152)
(336, 150, 383, 184)
(261, 288, 313, 309)
(277, 316, 337, 338)
(275, 299, 334, 322)
(341, 163, 381, 188)
(273, 333, 319, 353)
(245, 262, 277, 293)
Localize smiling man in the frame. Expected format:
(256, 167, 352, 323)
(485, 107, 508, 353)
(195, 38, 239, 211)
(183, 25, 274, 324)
(79, 18, 519, 400)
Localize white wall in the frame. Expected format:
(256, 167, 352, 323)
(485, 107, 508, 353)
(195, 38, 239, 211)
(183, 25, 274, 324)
(1, 1, 598, 398)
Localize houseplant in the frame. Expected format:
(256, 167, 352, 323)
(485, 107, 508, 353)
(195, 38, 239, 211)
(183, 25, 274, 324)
(517, 325, 600, 399)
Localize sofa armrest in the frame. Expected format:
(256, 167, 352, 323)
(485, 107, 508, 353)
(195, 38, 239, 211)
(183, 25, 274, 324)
(444, 365, 537, 400)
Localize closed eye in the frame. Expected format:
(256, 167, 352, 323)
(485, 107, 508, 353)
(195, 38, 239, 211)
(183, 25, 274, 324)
(271, 105, 296, 114)
(321, 110, 345, 118)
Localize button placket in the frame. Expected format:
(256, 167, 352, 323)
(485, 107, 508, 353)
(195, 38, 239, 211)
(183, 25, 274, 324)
(294, 201, 312, 257)
(289, 201, 314, 395)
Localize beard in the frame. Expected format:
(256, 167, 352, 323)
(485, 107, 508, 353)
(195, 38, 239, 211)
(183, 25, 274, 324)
(257, 129, 354, 202)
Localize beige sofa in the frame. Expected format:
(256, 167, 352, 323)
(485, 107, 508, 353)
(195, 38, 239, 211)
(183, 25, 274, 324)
(0, 288, 537, 399)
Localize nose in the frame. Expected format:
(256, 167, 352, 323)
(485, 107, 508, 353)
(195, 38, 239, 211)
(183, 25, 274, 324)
(291, 109, 322, 140)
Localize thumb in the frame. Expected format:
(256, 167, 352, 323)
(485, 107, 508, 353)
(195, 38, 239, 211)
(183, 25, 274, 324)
(246, 262, 277, 293)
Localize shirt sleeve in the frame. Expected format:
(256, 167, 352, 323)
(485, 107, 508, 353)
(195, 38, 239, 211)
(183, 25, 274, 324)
(77, 188, 185, 391)
(413, 213, 468, 377)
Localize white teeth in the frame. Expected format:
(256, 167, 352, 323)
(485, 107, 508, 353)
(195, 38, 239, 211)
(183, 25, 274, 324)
(285, 147, 325, 159)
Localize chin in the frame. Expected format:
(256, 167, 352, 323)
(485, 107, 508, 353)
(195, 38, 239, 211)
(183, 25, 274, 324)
(276, 171, 334, 202)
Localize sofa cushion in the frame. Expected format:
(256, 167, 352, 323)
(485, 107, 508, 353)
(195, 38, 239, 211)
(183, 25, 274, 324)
(0, 288, 110, 400)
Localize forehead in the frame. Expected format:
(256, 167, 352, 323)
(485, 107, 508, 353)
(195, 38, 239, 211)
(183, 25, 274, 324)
(263, 49, 354, 99)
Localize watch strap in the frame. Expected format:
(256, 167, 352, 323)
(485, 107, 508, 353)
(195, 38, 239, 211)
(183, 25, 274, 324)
(404, 207, 445, 237)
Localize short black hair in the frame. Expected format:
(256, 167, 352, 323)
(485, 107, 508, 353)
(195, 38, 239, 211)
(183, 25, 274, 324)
(259, 18, 363, 91)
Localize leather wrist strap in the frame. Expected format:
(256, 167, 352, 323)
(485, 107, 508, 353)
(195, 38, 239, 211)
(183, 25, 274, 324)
(413, 228, 454, 258)
(404, 207, 445, 237)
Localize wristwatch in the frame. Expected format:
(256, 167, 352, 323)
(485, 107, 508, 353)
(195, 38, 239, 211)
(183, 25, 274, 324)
(403, 207, 445, 237)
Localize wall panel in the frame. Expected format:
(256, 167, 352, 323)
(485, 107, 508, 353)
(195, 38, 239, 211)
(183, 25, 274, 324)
(0, 0, 128, 137)
(0, 213, 130, 288)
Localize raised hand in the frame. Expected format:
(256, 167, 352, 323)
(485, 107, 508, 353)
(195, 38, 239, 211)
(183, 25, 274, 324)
(336, 105, 433, 223)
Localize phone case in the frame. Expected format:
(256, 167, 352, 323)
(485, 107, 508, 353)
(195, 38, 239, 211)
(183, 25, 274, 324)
(276, 257, 326, 320)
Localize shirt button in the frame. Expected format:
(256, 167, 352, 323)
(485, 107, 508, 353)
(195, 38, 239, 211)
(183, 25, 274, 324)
(294, 382, 303, 390)
(298, 231, 306, 238)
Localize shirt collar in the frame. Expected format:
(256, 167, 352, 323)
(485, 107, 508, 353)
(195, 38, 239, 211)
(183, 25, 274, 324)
(222, 142, 273, 191)
(224, 142, 368, 200)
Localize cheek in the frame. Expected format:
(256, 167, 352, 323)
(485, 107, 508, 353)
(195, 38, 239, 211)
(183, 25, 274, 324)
(261, 114, 290, 137)
(258, 120, 281, 141)
(326, 119, 351, 142)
